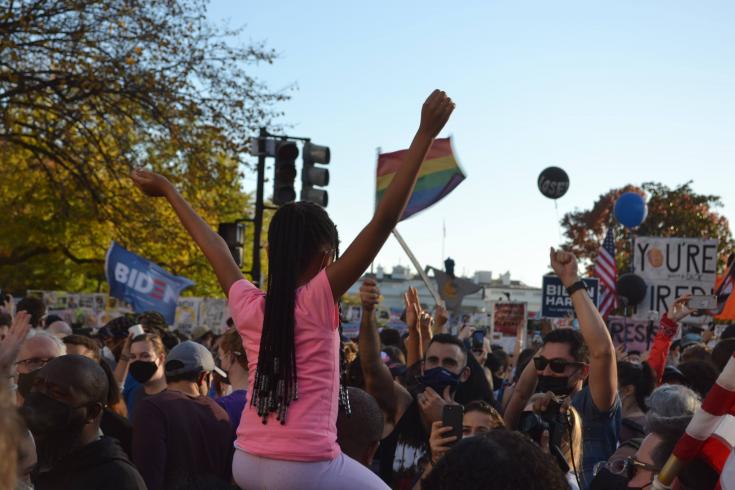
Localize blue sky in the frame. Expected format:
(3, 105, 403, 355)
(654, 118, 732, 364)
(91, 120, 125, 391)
(208, 1, 735, 287)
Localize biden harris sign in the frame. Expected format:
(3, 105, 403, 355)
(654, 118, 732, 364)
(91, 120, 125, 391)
(542, 275, 599, 318)
(105, 242, 194, 324)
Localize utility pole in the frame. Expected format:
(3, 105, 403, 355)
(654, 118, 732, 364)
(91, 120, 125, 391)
(252, 127, 266, 287)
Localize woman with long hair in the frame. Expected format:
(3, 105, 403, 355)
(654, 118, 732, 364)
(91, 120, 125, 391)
(132, 89, 454, 489)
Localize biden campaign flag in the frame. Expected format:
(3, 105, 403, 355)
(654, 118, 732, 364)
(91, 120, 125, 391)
(105, 242, 194, 324)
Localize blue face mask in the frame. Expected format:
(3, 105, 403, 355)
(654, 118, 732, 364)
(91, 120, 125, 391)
(419, 366, 461, 394)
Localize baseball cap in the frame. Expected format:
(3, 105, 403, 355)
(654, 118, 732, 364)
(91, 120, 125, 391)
(165, 340, 225, 377)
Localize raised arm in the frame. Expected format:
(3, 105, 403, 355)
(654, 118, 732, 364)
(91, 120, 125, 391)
(504, 355, 538, 428)
(550, 248, 617, 412)
(432, 304, 449, 335)
(0, 311, 31, 379)
(131, 170, 244, 294)
(358, 278, 412, 432)
(419, 312, 434, 357)
(326, 90, 455, 300)
(405, 287, 423, 368)
(649, 295, 692, 384)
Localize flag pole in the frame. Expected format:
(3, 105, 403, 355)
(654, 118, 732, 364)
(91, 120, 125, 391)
(370, 147, 381, 277)
(392, 229, 445, 308)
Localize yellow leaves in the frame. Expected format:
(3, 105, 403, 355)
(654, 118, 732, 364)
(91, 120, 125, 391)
(125, 56, 136, 65)
(134, 46, 142, 55)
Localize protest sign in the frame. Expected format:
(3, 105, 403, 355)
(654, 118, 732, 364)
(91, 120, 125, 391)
(105, 242, 194, 324)
(200, 298, 230, 334)
(492, 302, 527, 336)
(174, 298, 201, 336)
(607, 315, 659, 354)
(634, 237, 718, 318)
(541, 275, 599, 318)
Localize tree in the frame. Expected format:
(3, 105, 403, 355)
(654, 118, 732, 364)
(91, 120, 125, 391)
(561, 182, 734, 274)
(0, 0, 283, 295)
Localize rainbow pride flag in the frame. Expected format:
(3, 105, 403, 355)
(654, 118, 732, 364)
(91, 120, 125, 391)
(376, 137, 465, 221)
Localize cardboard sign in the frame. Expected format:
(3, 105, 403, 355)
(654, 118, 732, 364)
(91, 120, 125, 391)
(541, 275, 599, 318)
(607, 315, 659, 354)
(634, 237, 718, 315)
(492, 302, 527, 336)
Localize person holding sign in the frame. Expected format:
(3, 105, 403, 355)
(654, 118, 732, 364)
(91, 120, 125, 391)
(505, 248, 619, 489)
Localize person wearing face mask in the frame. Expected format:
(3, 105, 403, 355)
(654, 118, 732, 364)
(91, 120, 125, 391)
(505, 249, 620, 489)
(124, 333, 167, 424)
(617, 361, 655, 445)
(215, 327, 249, 434)
(358, 278, 472, 490)
(132, 341, 232, 490)
(19, 355, 146, 490)
(15, 329, 66, 406)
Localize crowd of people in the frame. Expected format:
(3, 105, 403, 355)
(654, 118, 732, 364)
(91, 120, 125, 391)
(1, 90, 733, 489)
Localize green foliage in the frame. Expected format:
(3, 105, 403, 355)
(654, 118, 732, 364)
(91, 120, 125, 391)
(0, 0, 283, 295)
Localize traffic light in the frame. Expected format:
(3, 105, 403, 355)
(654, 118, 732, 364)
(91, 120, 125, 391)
(218, 222, 245, 267)
(273, 141, 299, 206)
(301, 141, 330, 207)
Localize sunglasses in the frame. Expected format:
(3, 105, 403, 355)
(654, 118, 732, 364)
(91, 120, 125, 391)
(533, 356, 585, 374)
(594, 456, 661, 480)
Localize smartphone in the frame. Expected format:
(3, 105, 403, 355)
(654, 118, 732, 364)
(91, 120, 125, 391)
(471, 329, 486, 349)
(442, 405, 463, 445)
(687, 295, 717, 310)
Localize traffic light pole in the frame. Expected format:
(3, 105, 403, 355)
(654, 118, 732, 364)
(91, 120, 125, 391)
(252, 127, 267, 287)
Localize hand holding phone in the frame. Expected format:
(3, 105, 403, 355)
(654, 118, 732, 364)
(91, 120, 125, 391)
(442, 404, 463, 444)
(687, 295, 717, 311)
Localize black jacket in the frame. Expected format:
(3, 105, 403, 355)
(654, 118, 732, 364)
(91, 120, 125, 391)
(33, 436, 147, 490)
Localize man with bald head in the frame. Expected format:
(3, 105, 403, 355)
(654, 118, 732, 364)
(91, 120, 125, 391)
(19, 355, 147, 490)
(45, 320, 73, 339)
(15, 330, 66, 405)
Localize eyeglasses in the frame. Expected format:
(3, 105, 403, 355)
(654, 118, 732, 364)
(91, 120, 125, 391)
(593, 457, 661, 480)
(533, 356, 585, 374)
(15, 357, 53, 371)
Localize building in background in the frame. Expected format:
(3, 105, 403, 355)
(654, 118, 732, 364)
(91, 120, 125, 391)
(344, 266, 542, 333)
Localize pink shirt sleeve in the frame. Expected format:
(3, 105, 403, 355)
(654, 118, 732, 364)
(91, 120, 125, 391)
(228, 279, 265, 329)
(299, 269, 339, 330)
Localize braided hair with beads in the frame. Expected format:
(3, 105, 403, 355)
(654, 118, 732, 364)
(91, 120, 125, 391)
(251, 202, 339, 424)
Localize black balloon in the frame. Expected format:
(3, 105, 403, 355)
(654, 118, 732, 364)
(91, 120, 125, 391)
(537, 167, 570, 199)
(616, 273, 647, 306)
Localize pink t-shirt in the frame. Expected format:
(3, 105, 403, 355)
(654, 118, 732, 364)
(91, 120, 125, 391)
(228, 269, 341, 461)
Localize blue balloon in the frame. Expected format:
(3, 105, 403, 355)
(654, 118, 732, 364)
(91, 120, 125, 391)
(614, 192, 647, 228)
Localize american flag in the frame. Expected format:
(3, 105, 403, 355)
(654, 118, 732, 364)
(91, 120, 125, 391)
(655, 351, 735, 489)
(595, 228, 618, 317)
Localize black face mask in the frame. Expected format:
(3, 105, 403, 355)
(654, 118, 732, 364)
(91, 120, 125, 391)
(129, 360, 158, 383)
(17, 369, 41, 399)
(20, 391, 89, 470)
(536, 375, 574, 397)
(589, 467, 633, 490)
